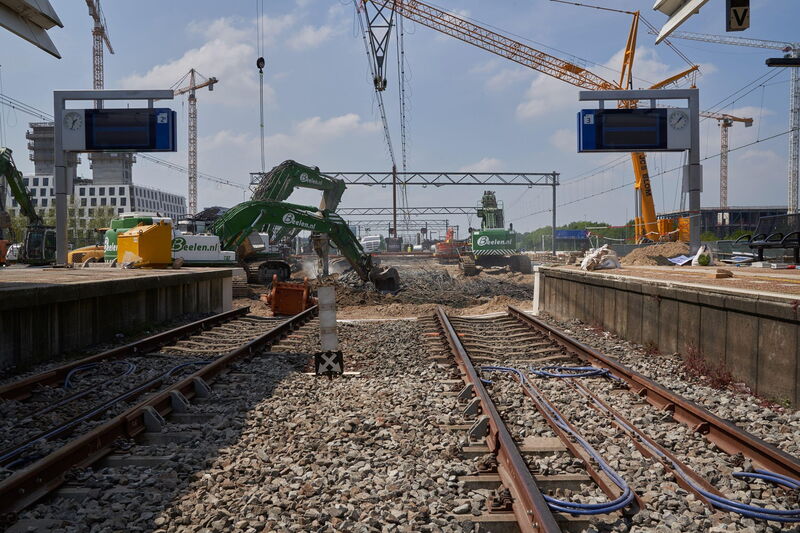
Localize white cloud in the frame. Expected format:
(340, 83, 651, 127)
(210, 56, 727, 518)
(516, 75, 578, 119)
(459, 157, 505, 172)
(469, 59, 500, 75)
(288, 24, 335, 50)
(515, 46, 698, 120)
(486, 68, 530, 91)
(550, 128, 574, 153)
(201, 113, 382, 164)
(120, 17, 277, 107)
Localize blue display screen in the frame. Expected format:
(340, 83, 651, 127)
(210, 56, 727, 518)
(84, 108, 175, 152)
(599, 109, 666, 149)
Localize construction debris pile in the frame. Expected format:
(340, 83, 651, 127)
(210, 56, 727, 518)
(332, 267, 532, 308)
(620, 242, 690, 266)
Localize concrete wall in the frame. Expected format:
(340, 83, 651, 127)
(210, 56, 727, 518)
(536, 267, 800, 406)
(0, 269, 232, 372)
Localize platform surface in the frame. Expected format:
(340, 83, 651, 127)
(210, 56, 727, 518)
(0, 266, 233, 310)
(552, 264, 800, 300)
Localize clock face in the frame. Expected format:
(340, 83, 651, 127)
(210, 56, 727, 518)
(63, 111, 83, 131)
(668, 110, 688, 130)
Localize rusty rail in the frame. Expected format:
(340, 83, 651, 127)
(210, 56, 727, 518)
(508, 305, 800, 481)
(435, 307, 560, 533)
(0, 307, 251, 401)
(0, 306, 317, 515)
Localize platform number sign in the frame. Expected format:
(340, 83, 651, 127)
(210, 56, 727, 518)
(726, 0, 749, 31)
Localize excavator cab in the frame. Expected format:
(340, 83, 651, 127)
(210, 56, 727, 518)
(22, 225, 56, 265)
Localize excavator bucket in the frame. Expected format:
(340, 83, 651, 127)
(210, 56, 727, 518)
(369, 266, 400, 293)
(263, 275, 317, 315)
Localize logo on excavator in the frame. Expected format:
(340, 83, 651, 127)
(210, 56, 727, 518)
(299, 173, 323, 186)
(282, 212, 316, 230)
(477, 235, 512, 247)
(172, 237, 219, 252)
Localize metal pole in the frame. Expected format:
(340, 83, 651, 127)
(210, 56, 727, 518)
(53, 93, 67, 265)
(552, 173, 557, 255)
(688, 89, 702, 251)
(392, 164, 397, 237)
(789, 49, 799, 214)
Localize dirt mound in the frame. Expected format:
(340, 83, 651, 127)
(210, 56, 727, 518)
(328, 267, 532, 308)
(336, 295, 531, 319)
(620, 242, 689, 266)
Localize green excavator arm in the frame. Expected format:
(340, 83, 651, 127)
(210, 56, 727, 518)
(1, 148, 42, 227)
(209, 200, 399, 291)
(0, 147, 55, 265)
(251, 160, 347, 242)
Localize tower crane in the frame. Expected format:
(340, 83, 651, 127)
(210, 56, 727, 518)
(85, 1, 134, 185)
(361, 0, 699, 243)
(658, 31, 799, 213)
(85, 0, 113, 107)
(173, 69, 218, 215)
(699, 111, 753, 208)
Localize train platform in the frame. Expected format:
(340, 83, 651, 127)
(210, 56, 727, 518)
(535, 264, 800, 406)
(0, 266, 233, 372)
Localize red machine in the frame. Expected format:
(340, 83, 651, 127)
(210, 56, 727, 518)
(262, 276, 317, 316)
(434, 228, 461, 264)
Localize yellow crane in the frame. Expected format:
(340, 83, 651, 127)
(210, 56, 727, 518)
(362, 0, 699, 243)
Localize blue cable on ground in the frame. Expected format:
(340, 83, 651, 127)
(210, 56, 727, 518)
(572, 380, 800, 523)
(64, 361, 137, 389)
(480, 365, 635, 515)
(529, 365, 613, 379)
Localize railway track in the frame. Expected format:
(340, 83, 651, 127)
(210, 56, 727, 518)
(423, 306, 800, 532)
(0, 306, 317, 518)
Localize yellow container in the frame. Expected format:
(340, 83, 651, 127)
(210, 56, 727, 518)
(117, 221, 173, 268)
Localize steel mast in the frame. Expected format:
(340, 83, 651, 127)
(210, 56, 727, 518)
(663, 31, 799, 213)
(85, 0, 113, 108)
(173, 70, 218, 215)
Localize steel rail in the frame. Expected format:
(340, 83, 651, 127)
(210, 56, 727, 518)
(508, 305, 800, 481)
(0, 306, 251, 401)
(435, 307, 560, 533)
(0, 306, 317, 515)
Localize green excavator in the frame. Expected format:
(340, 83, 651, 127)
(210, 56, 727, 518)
(0, 148, 55, 266)
(209, 199, 400, 292)
(251, 160, 346, 243)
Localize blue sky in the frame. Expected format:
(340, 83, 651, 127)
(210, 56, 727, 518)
(1, 0, 798, 235)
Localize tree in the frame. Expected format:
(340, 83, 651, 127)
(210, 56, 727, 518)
(519, 220, 635, 251)
(700, 231, 718, 243)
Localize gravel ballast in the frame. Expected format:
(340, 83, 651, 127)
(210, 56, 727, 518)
(14, 320, 475, 532)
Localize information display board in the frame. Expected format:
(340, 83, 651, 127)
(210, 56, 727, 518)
(61, 108, 177, 152)
(577, 108, 691, 152)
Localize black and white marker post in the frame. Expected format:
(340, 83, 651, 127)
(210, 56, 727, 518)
(315, 286, 343, 378)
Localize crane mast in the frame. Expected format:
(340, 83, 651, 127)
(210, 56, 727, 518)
(173, 69, 218, 216)
(85, 0, 113, 107)
(663, 30, 800, 214)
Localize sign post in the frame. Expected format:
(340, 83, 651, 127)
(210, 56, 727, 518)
(53, 90, 175, 265)
(726, 0, 750, 32)
(578, 88, 702, 250)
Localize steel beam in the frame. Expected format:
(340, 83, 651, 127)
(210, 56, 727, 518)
(326, 171, 559, 186)
(338, 206, 473, 216)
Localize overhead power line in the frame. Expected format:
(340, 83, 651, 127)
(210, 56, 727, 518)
(513, 128, 798, 222)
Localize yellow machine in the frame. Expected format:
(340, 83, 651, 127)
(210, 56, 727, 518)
(67, 228, 109, 265)
(67, 244, 105, 265)
(117, 221, 173, 268)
